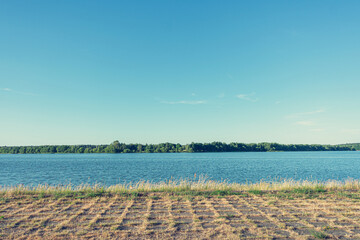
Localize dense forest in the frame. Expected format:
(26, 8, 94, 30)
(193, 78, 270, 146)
(339, 143, 360, 151)
(0, 141, 355, 154)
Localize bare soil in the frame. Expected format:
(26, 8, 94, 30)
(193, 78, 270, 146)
(1, 193, 360, 239)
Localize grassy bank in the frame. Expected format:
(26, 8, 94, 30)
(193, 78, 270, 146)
(1, 177, 360, 200)
(2, 178, 360, 239)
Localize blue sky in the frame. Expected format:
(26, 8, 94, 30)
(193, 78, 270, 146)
(1, 0, 360, 146)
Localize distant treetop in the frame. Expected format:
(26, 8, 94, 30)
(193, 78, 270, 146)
(0, 141, 355, 154)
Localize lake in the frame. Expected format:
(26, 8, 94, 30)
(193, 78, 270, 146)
(0, 151, 359, 186)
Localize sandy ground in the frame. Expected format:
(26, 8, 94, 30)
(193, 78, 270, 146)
(1, 193, 360, 239)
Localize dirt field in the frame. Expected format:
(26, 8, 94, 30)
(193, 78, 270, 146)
(1, 192, 360, 239)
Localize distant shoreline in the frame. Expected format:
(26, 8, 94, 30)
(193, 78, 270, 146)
(0, 141, 358, 154)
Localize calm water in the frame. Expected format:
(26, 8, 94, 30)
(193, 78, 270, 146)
(1, 152, 360, 186)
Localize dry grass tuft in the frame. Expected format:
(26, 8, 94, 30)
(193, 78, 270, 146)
(1, 177, 360, 197)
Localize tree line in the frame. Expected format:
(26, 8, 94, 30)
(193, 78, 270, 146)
(338, 143, 360, 151)
(0, 141, 355, 154)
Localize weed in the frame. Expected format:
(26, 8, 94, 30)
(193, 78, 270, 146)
(210, 190, 230, 196)
(0, 216, 4, 220)
(310, 230, 328, 239)
(305, 194, 319, 199)
(337, 192, 360, 200)
(290, 186, 326, 194)
(186, 196, 194, 202)
(322, 225, 334, 231)
(38, 192, 46, 199)
(169, 196, 182, 201)
(248, 190, 264, 195)
(130, 192, 139, 199)
(85, 191, 104, 198)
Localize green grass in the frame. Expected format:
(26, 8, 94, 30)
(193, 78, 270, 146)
(248, 189, 264, 195)
(173, 189, 247, 197)
(51, 189, 109, 199)
(1, 177, 360, 199)
(310, 230, 328, 239)
(288, 186, 326, 194)
(337, 191, 360, 200)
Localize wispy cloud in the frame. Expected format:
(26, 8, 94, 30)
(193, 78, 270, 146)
(218, 93, 225, 98)
(1, 87, 37, 96)
(286, 109, 325, 119)
(161, 100, 206, 105)
(295, 121, 315, 126)
(236, 93, 258, 102)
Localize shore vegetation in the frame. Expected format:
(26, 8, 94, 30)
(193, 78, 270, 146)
(0, 141, 355, 154)
(1, 177, 360, 199)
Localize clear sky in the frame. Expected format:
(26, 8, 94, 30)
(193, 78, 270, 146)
(1, 0, 360, 146)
